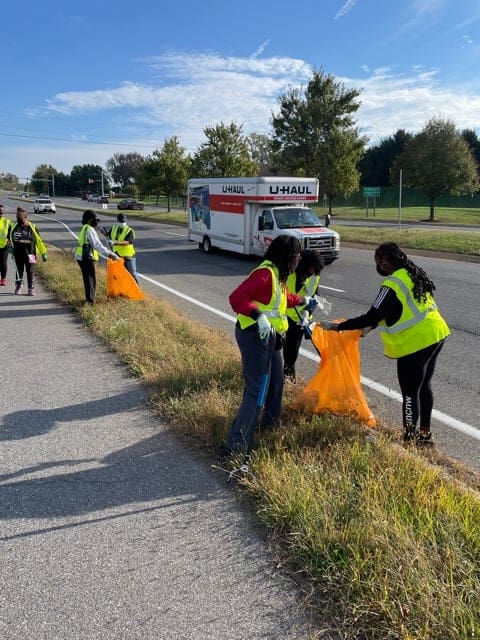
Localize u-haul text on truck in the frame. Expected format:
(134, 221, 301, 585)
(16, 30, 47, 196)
(187, 177, 340, 264)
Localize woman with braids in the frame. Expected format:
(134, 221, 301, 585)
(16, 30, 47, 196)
(321, 242, 450, 445)
(223, 235, 318, 456)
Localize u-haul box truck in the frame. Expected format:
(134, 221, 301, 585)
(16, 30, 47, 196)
(187, 177, 340, 264)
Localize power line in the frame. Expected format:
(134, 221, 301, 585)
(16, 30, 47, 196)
(0, 131, 156, 149)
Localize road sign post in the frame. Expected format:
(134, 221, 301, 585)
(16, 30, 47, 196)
(362, 187, 380, 217)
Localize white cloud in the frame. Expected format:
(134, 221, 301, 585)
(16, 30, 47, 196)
(334, 0, 357, 20)
(410, 0, 448, 17)
(250, 39, 271, 58)
(349, 66, 480, 141)
(3, 50, 480, 177)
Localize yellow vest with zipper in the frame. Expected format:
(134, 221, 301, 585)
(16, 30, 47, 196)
(0, 216, 11, 248)
(237, 260, 288, 333)
(75, 225, 99, 261)
(110, 224, 135, 258)
(378, 268, 450, 358)
(286, 272, 320, 321)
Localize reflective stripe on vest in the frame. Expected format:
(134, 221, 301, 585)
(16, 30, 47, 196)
(111, 224, 135, 258)
(378, 269, 450, 358)
(379, 275, 437, 333)
(286, 273, 320, 321)
(75, 225, 99, 261)
(237, 261, 288, 333)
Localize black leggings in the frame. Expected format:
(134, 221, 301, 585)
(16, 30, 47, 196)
(13, 249, 35, 289)
(397, 340, 445, 434)
(77, 259, 96, 304)
(0, 246, 8, 279)
(283, 317, 305, 374)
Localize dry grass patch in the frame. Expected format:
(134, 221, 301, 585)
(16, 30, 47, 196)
(248, 434, 480, 639)
(38, 250, 480, 640)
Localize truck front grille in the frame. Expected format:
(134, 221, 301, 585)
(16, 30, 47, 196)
(304, 236, 335, 250)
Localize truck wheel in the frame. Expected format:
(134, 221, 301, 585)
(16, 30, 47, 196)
(201, 236, 212, 253)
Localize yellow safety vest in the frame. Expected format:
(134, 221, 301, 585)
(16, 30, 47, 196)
(0, 216, 11, 248)
(378, 268, 450, 358)
(286, 272, 320, 321)
(75, 224, 99, 261)
(110, 224, 135, 258)
(237, 260, 288, 333)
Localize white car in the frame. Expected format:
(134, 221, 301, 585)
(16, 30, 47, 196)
(33, 198, 56, 213)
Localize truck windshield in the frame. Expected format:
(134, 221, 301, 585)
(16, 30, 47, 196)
(273, 207, 322, 229)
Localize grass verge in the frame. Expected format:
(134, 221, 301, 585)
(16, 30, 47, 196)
(314, 205, 480, 226)
(38, 250, 480, 640)
(333, 225, 480, 257)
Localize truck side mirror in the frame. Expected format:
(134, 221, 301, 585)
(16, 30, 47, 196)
(324, 214, 331, 227)
(258, 216, 265, 231)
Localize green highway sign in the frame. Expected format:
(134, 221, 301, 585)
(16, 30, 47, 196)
(363, 186, 380, 197)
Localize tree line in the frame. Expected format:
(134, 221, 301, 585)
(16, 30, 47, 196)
(3, 68, 480, 221)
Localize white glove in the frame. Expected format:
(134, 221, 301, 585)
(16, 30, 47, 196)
(257, 313, 271, 340)
(320, 321, 340, 331)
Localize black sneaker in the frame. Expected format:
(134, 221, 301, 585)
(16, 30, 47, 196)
(415, 431, 434, 446)
(403, 429, 415, 444)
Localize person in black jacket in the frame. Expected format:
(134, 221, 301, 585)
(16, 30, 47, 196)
(10, 207, 47, 296)
(321, 242, 450, 445)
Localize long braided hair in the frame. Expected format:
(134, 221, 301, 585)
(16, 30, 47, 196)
(263, 235, 302, 283)
(375, 242, 435, 303)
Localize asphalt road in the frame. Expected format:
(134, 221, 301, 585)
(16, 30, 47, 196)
(12, 198, 480, 474)
(0, 240, 322, 639)
(1, 197, 478, 637)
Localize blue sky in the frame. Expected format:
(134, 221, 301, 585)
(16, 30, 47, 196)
(1, 0, 480, 181)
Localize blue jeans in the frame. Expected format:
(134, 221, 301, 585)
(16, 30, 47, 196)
(225, 326, 284, 454)
(123, 257, 138, 283)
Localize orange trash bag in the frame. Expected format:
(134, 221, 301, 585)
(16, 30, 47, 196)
(293, 322, 376, 426)
(106, 258, 145, 300)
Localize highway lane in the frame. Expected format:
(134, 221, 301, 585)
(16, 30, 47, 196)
(31, 203, 480, 472)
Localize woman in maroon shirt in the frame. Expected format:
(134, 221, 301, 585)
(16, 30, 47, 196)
(224, 235, 316, 457)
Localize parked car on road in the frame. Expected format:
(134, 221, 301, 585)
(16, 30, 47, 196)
(87, 194, 99, 202)
(98, 195, 109, 204)
(117, 198, 145, 210)
(33, 198, 56, 213)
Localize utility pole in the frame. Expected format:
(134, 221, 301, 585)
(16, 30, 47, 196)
(397, 169, 403, 229)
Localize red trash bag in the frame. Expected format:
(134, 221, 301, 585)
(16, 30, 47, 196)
(293, 322, 376, 426)
(106, 258, 145, 300)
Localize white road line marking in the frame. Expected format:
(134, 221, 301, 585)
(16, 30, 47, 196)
(318, 284, 345, 293)
(43, 217, 477, 441)
(138, 274, 479, 439)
